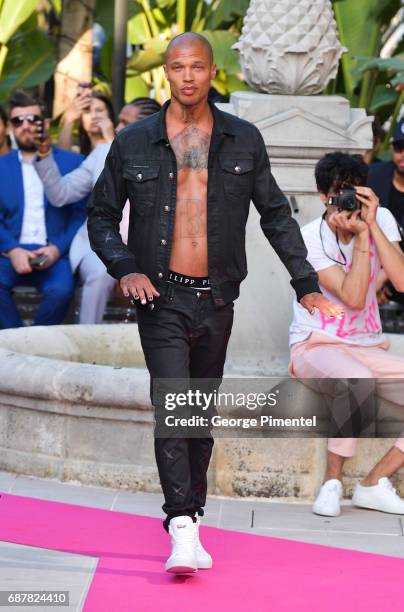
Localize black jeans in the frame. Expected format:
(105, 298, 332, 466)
(136, 283, 234, 531)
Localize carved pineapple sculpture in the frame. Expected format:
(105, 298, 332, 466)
(233, 0, 346, 95)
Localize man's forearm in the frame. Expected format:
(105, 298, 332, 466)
(87, 139, 138, 279)
(58, 117, 75, 151)
(262, 210, 321, 300)
(34, 152, 92, 206)
(252, 130, 320, 300)
(369, 221, 404, 291)
(340, 232, 371, 308)
(376, 268, 388, 293)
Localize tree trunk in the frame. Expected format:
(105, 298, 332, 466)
(52, 0, 96, 118)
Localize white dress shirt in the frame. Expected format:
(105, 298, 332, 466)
(19, 150, 47, 245)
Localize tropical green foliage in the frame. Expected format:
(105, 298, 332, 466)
(0, 0, 402, 150)
(0, 2, 57, 104)
(331, 0, 404, 150)
(94, 0, 251, 103)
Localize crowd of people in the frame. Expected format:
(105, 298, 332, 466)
(0, 88, 161, 326)
(0, 87, 402, 329)
(1, 29, 404, 574)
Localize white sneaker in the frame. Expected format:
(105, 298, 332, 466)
(165, 516, 198, 574)
(312, 479, 343, 517)
(352, 477, 404, 514)
(195, 517, 213, 569)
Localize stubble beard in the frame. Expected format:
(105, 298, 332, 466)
(393, 161, 404, 178)
(15, 136, 36, 152)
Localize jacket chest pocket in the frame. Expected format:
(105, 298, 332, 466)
(123, 164, 160, 216)
(220, 157, 254, 200)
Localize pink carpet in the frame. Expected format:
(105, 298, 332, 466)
(0, 491, 403, 611)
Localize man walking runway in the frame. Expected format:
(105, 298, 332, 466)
(88, 32, 342, 574)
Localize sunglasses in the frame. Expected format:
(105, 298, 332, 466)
(10, 114, 42, 127)
(393, 141, 404, 153)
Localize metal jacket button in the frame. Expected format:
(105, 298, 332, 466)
(158, 272, 163, 278)
(160, 239, 167, 246)
(164, 205, 170, 212)
(234, 165, 241, 173)
(136, 172, 143, 180)
(169, 172, 174, 179)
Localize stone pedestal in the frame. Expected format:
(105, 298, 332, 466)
(219, 92, 373, 374)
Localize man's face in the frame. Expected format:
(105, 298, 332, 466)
(116, 104, 142, 132)
(392, 140, 404, 177)
(10, 105, 42, 152)
(164, 42, 216, 107)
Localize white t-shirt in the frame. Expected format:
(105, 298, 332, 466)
(289, 207, 402, 347)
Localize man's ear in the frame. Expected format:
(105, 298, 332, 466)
(163, 64, 168, 77)
(210, 63, 217, 80)
(319, 192, 328, 204)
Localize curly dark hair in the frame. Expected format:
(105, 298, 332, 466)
(315, 152, 368, 195)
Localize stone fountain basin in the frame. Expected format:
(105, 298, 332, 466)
(0, 324, 150, 410)
(0, 325, 157, 490)
(1, 325, 403, 499)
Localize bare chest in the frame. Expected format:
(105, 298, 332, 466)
(169, 125, 211, 191)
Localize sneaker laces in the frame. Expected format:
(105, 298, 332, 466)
(380, 478, 397, 495)
(323, 481, 341, 496)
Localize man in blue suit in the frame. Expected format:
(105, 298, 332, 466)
(0, 91, 87, 329)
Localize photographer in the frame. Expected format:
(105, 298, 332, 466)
(289, 152, 404, 517)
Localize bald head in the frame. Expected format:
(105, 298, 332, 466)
(165, 32, 214, 65)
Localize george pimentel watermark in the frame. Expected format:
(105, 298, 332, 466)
(163, 388, 317, 430)
(152, 377, 404, 439)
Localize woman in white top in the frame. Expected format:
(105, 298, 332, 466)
(34, 97, 161, 323)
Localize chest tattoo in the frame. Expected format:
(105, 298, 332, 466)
(170, 126, 210, 171)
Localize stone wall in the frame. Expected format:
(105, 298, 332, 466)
(1, 325, 403, 500)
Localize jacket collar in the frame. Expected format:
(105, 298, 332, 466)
(150, 98, 236, 144)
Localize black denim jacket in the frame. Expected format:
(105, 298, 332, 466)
(87, 100, 320, 307)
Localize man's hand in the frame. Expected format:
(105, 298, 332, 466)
(31, 245, 60, 270)
(120, 273, 160, 305)
(97, 116, 115, 143)
(354, 186, 379, 227)
(300, 292, 344, 318)
(8, 247, 35, 274)
(63, 91, 92, 123)
(33, 118, 51, 156)
(328, 209, 369, 236)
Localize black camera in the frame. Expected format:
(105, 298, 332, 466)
(327, 185, 359, 211)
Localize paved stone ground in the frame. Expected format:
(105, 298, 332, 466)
(0, 470, 403, 611)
